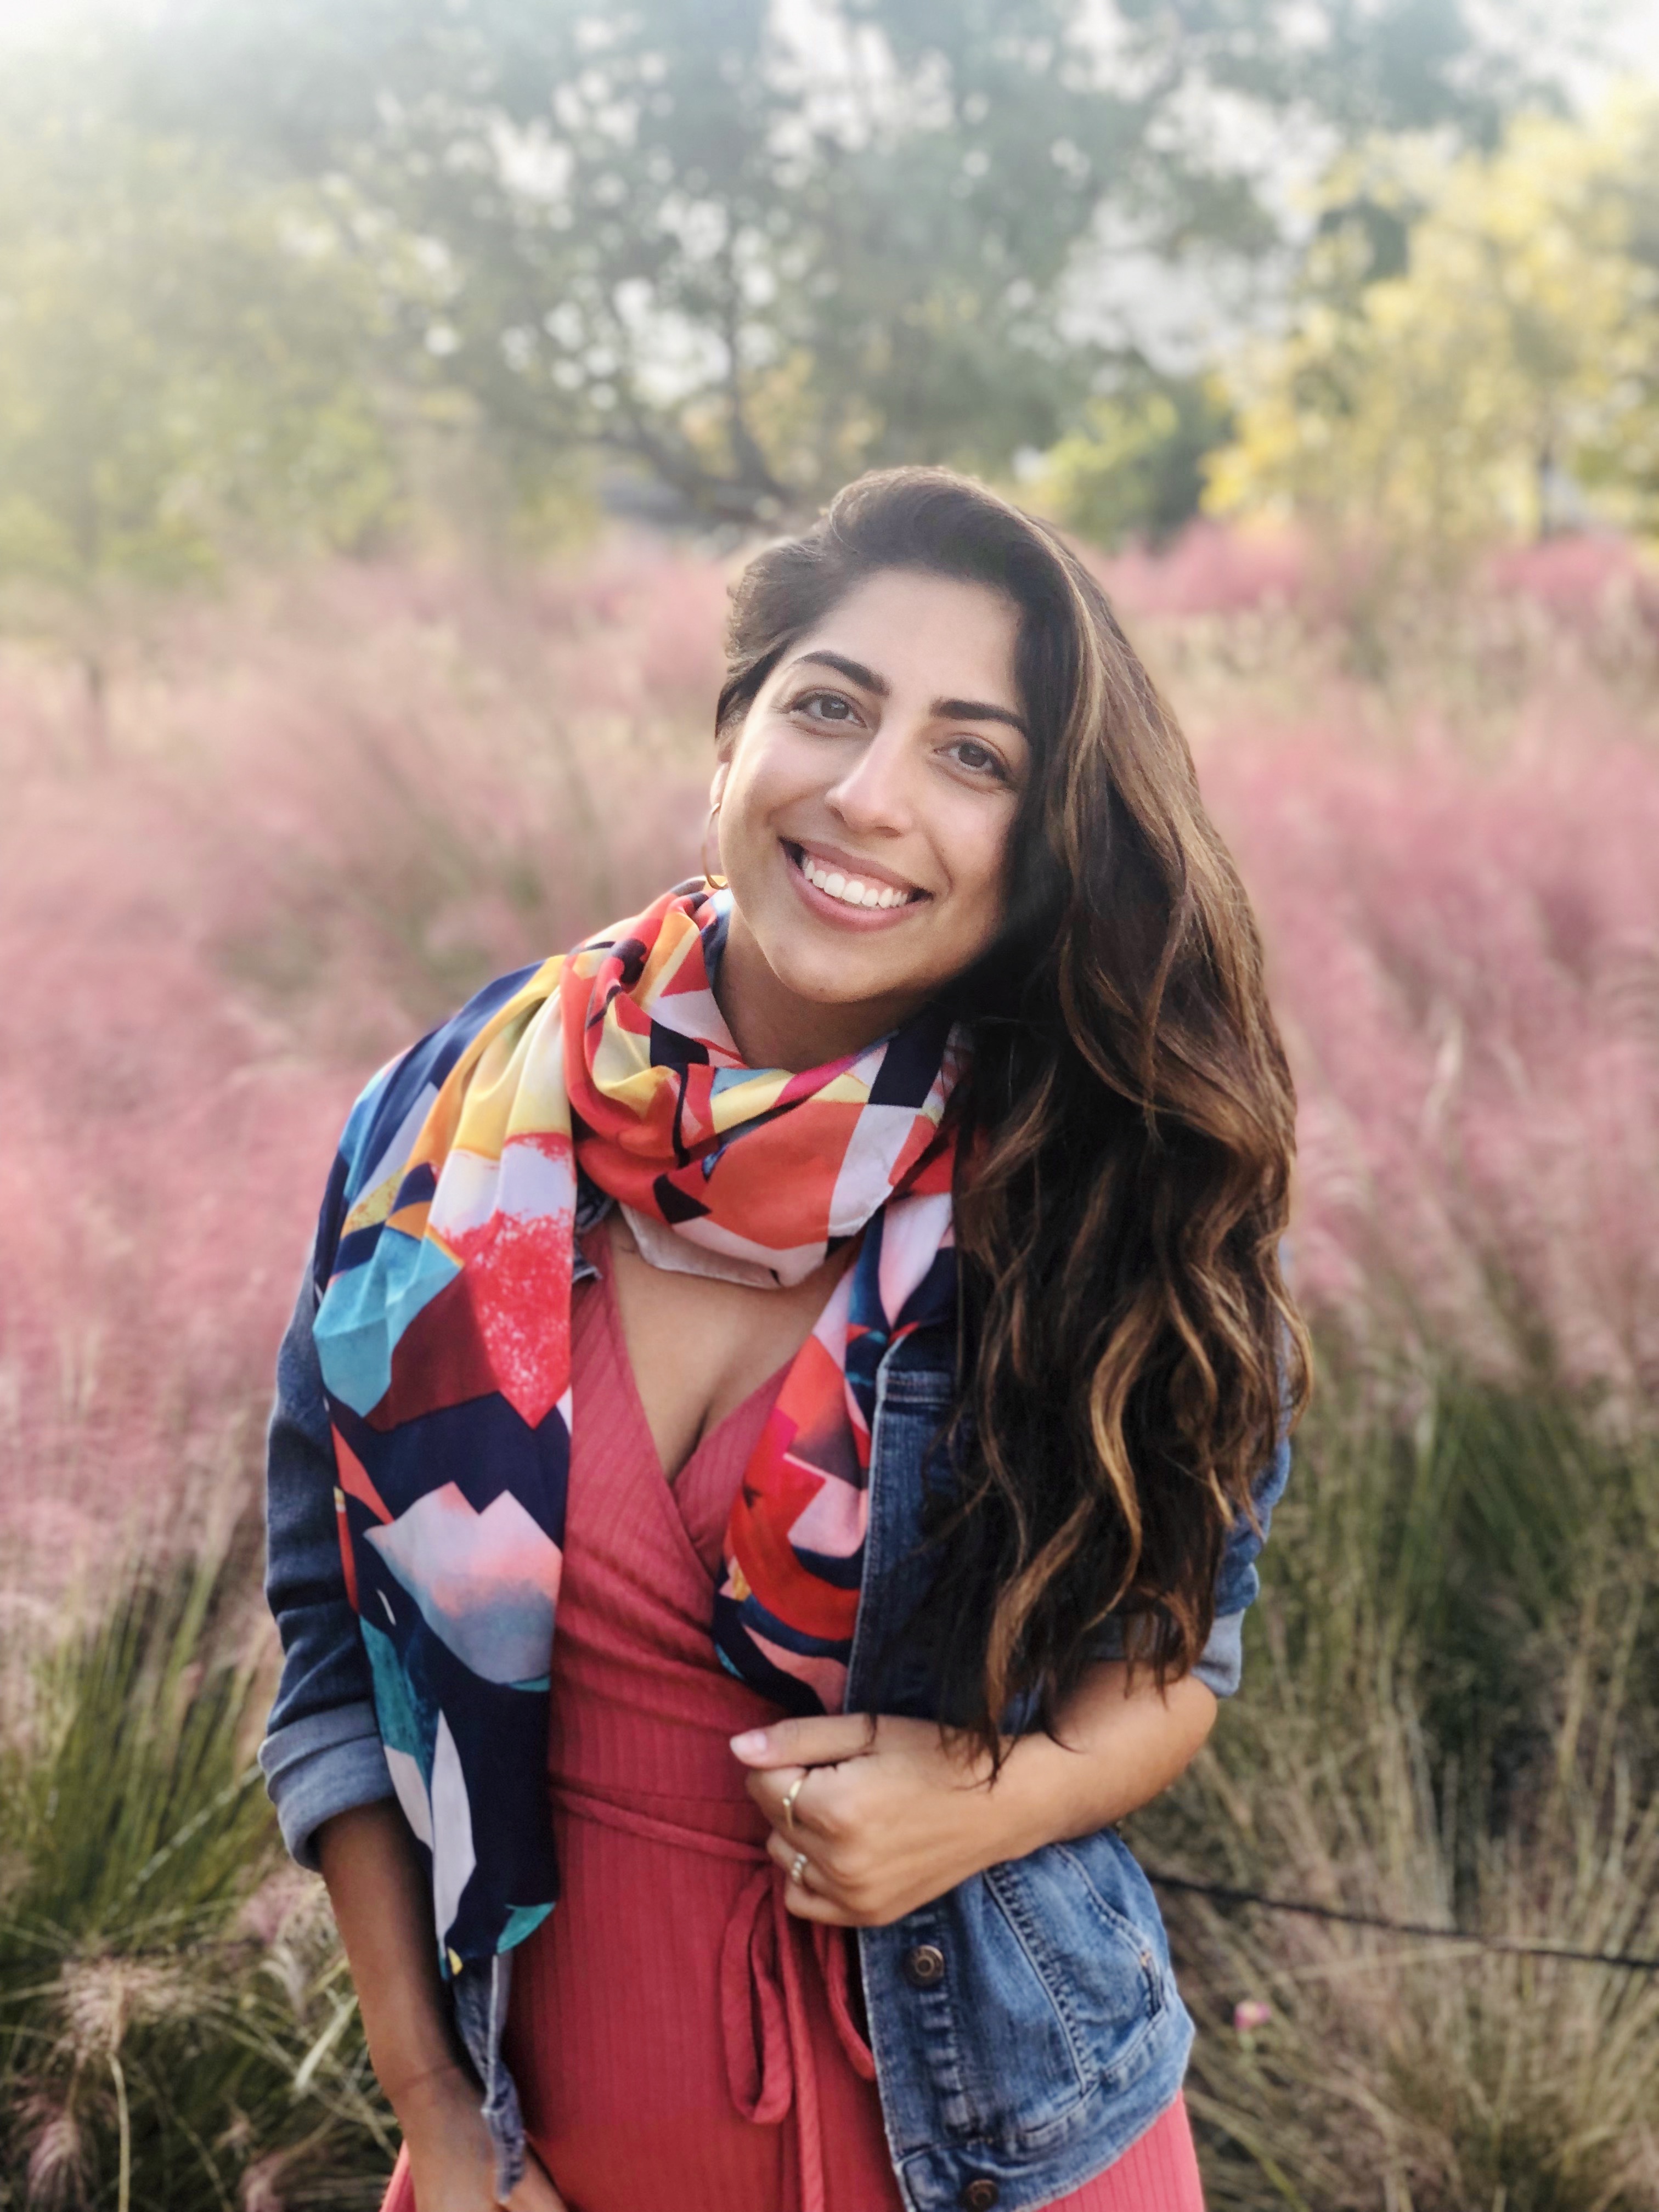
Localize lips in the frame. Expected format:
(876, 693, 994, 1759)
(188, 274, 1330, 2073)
(785, 840, 926, 912)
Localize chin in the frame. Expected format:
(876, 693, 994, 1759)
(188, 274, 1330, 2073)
(775, 954, 901, 1010)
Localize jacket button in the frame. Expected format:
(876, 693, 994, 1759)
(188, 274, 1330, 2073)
(960, 2183, 1000, 2210)
(901, 1942, 946, 1989)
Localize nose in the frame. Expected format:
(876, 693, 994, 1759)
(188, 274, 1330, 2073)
(823, 723, 916, 838)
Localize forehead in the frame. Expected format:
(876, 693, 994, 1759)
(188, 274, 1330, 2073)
(786, 568, 1022, 708)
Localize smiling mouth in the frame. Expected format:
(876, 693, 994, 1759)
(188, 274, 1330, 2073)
(785, 842, 928, 912)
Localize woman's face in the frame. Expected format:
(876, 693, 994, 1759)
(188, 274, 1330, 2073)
(713, 566, 1029, 1066)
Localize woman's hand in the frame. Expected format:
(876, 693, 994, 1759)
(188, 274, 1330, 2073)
(397, 2063, 568, 2210)
(731, 1663, 1218, 1927)
(731, 1712, 1022, 1927)
(317, 1806, 568, 2209)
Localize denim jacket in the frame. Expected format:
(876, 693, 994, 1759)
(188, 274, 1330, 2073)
(262, 1229, 1289, 2212)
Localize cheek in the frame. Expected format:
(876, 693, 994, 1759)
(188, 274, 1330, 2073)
(940, 811, 1018, 939)
(725, 727, 814, 827)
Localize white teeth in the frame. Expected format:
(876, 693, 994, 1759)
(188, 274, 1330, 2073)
(798, 850, 913, 910)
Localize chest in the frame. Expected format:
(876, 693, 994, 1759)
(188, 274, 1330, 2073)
(601, 1222, 852, 1482)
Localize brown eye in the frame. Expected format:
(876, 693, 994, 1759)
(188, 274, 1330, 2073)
(793, 690, 857, 723)
(948, 738, 1008, 780)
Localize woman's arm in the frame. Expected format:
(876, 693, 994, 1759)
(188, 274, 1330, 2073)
(730, 1662, 1216, 1928)
(268, 1241, 566, 2208)
(260, 1262, 397, 1861)
(317, 1805, 567, 2211)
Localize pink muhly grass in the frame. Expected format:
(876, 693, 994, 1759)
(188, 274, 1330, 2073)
(1482, 534, 1659, 634)
(1095, 521, 1659, 1408)
(1090, 521, 1314, 620)
(0, 542, 716, 1586)
(1207, 719, 1659, 1408)
(1093, 518, 1659, 644)
(2, 528, 1655, 1599)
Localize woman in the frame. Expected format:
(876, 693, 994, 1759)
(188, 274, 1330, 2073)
(261, 467, 1308, 2212)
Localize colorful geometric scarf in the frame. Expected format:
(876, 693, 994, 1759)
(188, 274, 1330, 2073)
(311, 884, 962, 1972)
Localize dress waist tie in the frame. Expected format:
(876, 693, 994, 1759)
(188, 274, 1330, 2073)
(552, 1782, 876, 2212)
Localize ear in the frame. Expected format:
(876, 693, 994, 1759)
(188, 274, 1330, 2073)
(708, 755, 731, 809)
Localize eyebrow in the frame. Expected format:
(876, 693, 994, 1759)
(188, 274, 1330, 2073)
(785, 650, 1028, 736)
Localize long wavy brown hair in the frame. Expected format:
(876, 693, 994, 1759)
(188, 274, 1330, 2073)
(718, 467, 1311, 1751)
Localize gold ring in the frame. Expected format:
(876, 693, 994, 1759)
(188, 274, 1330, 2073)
(789, 1849, 810, 1888)
(780, 1774, 807, 1831)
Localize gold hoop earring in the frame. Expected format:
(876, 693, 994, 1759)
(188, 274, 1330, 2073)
(703, 802, 729, 891)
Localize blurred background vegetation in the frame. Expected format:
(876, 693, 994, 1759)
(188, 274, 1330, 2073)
(2, 0, 1655, 599)
(2, 0, 1658, 2205)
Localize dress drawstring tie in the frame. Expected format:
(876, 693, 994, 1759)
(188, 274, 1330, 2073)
(554, 1783, 874, 2212)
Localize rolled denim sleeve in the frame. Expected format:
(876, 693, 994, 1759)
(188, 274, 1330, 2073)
(259, 1259, 393, 1869)
(1193, 1431, 1293, 1698)
(1084, 1432, 1292, 1699)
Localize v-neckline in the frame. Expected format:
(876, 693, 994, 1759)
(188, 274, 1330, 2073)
(585, 1225, 793, 1494)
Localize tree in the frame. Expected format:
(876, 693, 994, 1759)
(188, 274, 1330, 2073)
(1032, 370, 1233, 548)
(128, 0, 1560, 526)
(0, 59, 406, 709)
(1205, 98, 1659, 547)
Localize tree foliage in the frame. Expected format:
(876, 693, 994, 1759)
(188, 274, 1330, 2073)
(1206, 98, 1659, 548)
(1034, 370, 1233, 548)
(0, 61, 405, 612)
(126, 0, 1553, 525)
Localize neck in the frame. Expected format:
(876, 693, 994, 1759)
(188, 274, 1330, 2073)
(716, 910, 924, 1072)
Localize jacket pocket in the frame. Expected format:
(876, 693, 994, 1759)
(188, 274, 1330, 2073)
(918, 1865, 1096, 2155)
(973, 1832, 1170, 2145)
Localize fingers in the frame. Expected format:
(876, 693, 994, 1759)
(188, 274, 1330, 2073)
(765, 1824, 857, 1926)
(745, 1754, 868, 1849)
(729, 1713, 878, 1770)
(781, 1882, 856, 1926)
(767, 1822, 816, 1886)
(745, 1761, 815, 1832)
(745, 1725, 882, 1853)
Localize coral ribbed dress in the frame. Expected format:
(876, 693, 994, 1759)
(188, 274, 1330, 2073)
(379, 1236, 1204, 2211)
